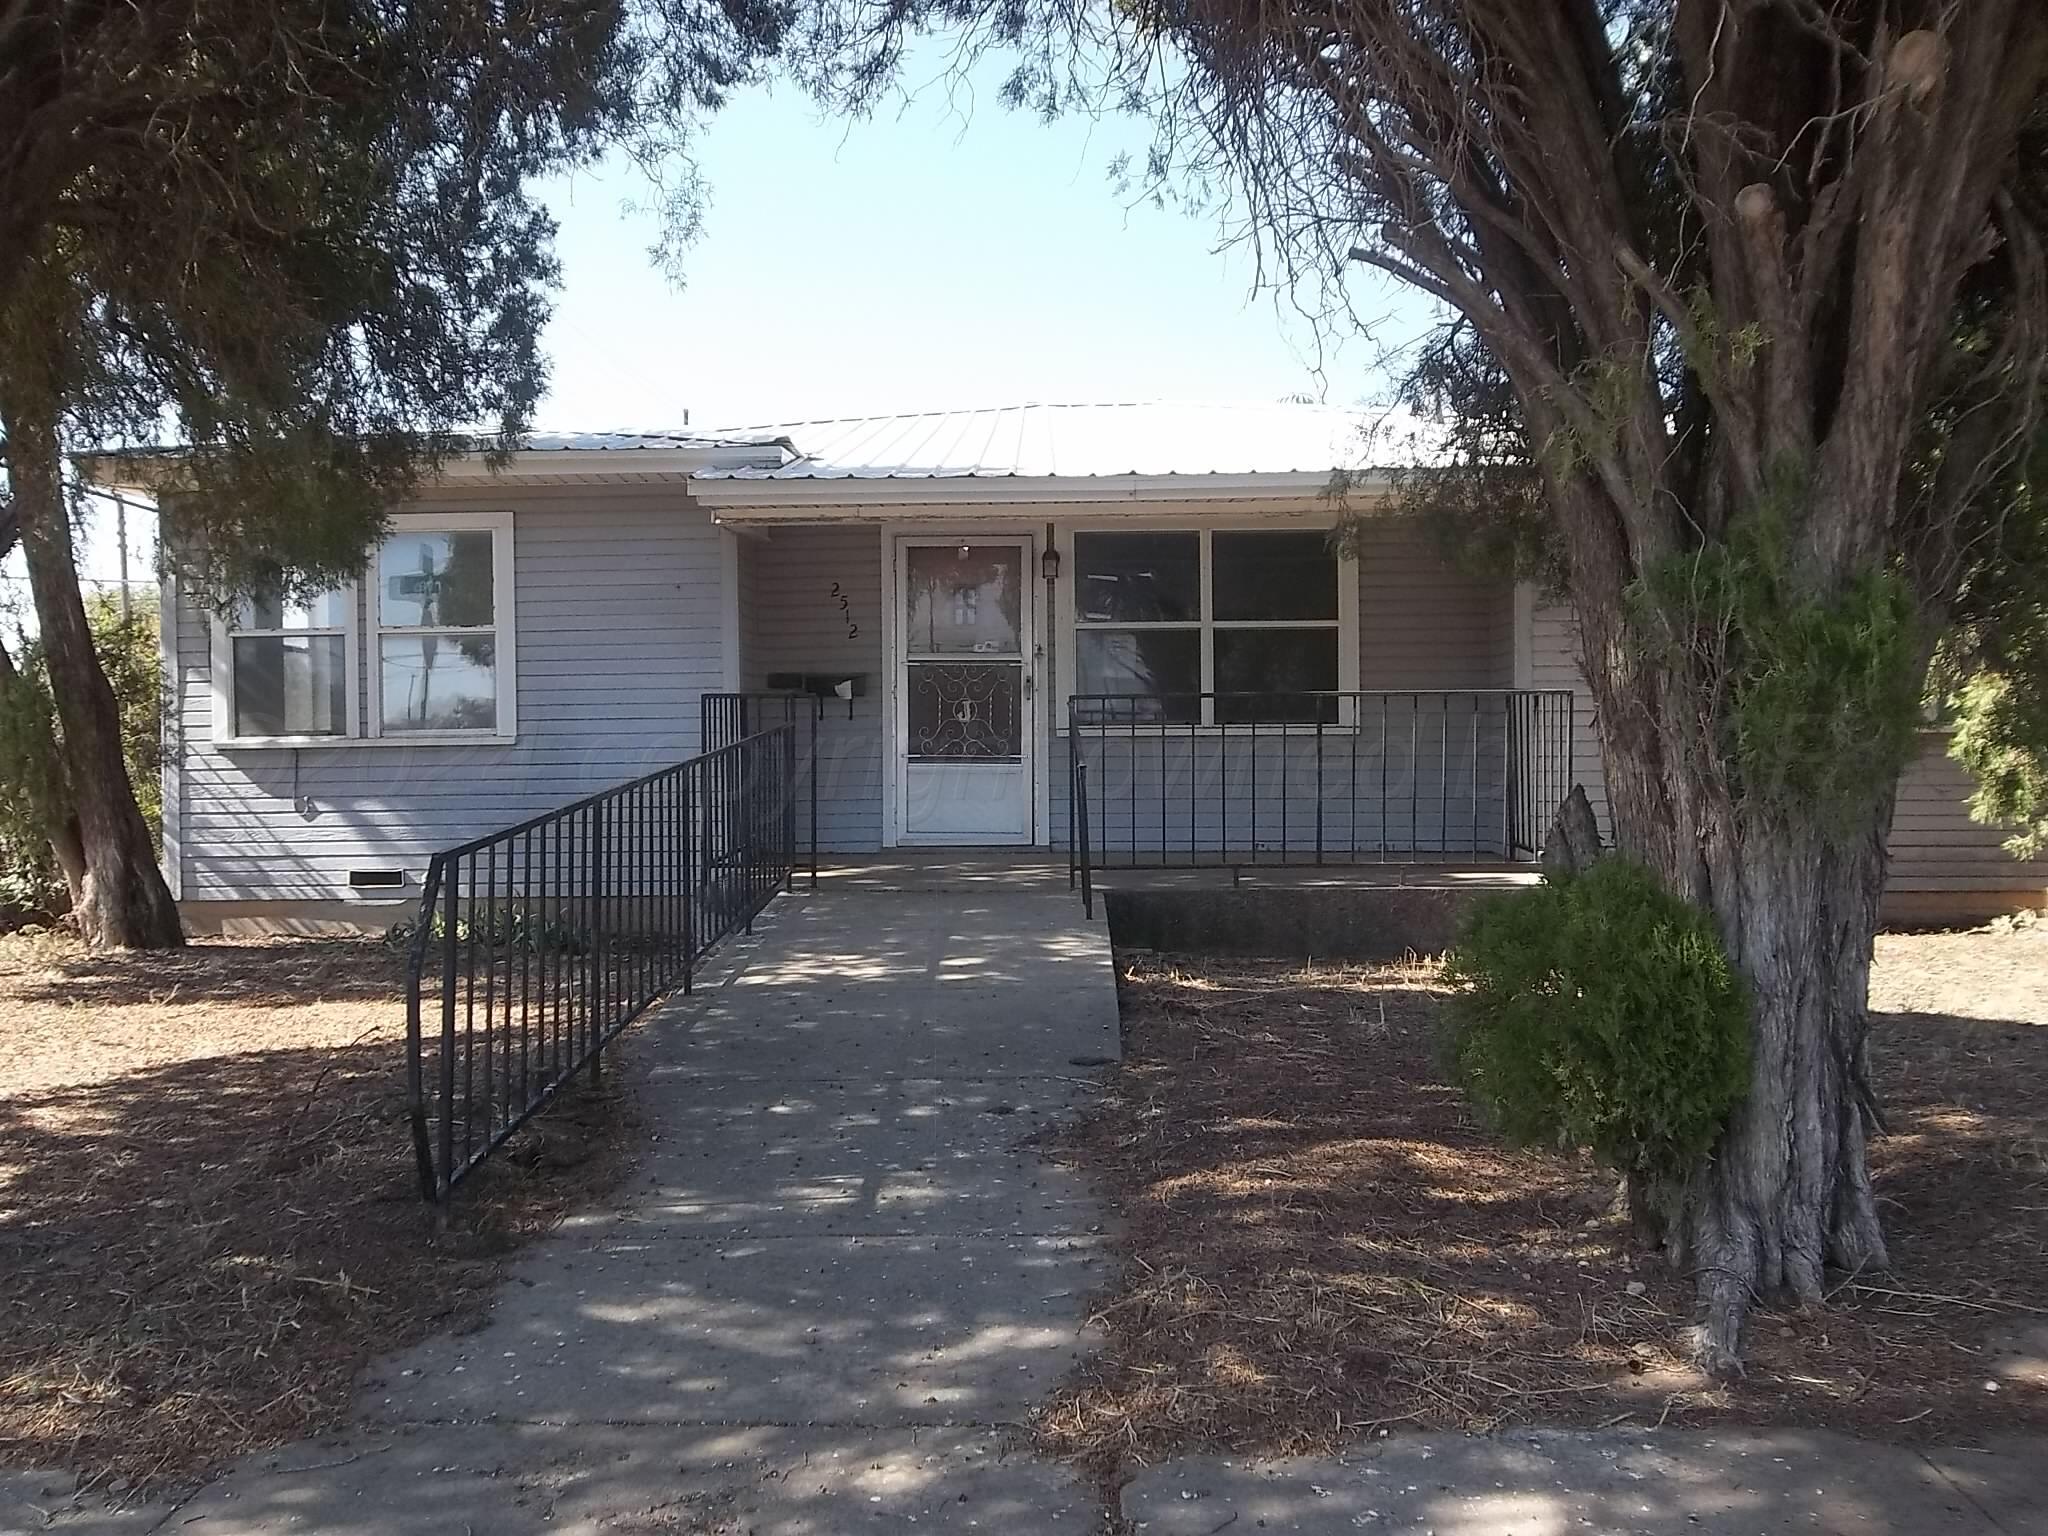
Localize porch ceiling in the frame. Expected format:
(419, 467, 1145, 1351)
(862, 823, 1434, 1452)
(701, 477, 1382, 524)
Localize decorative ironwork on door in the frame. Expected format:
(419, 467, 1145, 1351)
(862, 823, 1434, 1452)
(908, 662, 1022, 761)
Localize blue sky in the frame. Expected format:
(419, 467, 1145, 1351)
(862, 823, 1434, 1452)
(534, 45, 1432, 431)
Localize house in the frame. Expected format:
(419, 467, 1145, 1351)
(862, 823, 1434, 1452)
(106, 401, 2043, 932)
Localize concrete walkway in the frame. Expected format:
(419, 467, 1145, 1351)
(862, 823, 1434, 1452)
(13, 880, 2044, 1534)
(19, 885, 1118, 1534)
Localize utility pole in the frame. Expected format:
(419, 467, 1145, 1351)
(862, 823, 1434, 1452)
(115, 492, 131, 623)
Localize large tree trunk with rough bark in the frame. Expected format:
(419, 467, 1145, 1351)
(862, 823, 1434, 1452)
(2, 397, 181, 949)
(1600, 728, 1895, 1373)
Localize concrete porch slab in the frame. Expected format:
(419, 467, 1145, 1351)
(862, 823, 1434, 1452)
(814, 851, 1539, 895)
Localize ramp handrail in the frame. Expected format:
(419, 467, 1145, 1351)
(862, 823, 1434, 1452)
(403, 725, 796, 1202)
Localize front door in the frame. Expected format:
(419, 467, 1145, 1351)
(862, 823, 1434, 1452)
(895, 537, 1035, 844)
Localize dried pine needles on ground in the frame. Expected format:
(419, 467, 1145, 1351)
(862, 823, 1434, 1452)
(0, 931, 639, 1495)
(1039, 932, 2048, 1481)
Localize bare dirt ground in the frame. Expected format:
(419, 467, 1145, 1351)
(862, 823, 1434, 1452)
(0, 930, 637, 1496)
(1040, 922, 2048, 1480)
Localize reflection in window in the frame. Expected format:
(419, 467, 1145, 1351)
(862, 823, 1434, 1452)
(378, 530, 496, 628)
(1075, 532, 1201, 623)
(903, 545, 1022, 655)
(379, 636, 499, 733)
(232, 633, 348, 737)
(1214, 629, 1341, 723)
(226, 585, 351, 739)
(243, 589, 354, 631)
(1213, 530, 1338, 621)
(1070, 529, 1344, 724)
(1074, 631, 1201, 723)
(374, 523, 506, 735)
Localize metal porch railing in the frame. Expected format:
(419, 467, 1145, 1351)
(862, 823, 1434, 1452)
(1067, 689, 1573, 914)
(403, 724, 796, 1203)
(702, 691, 820, 891)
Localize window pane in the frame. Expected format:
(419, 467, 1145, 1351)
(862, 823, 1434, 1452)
(903, 545, 1023, 655)
(379, 529, 496, 628)
(1075, 532, 1200, 623)
(1212, 531, 1338, 621)
(379, 635, 499, 732)
(1075, 629, 1201, 724)
(232, 634, 347, 737)
(242, 587, 351, 631)
(1214, 628, 1340, 722)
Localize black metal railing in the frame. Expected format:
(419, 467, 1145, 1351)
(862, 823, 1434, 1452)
(702, 691, 820, 891)
(404, 725, 796, 1203)
(1067, 690, 1573, 905)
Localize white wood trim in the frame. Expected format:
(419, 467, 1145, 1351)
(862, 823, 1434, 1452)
(880, 524, 898, 847)
(693, 474, 1390, 512)
(1034, 541, 1053, 848)
(719, 527, 743, 693)
(365, 510, 518, 744)
(1337, 549, 1362, 695)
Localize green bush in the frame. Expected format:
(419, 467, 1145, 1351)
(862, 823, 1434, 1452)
(0, 594, 162, 922)
(1443, 859, 1751, 1186)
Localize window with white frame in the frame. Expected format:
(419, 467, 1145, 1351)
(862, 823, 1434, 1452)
(211, 512, 516, 745)
(1071, 528, 1346, 724)
(216, 587, 357, 743)
(369, 514, 515, 736)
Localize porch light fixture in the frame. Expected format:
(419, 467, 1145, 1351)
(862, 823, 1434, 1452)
(1040, 546, 1062, 583)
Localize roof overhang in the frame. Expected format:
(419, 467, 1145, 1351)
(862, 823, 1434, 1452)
(694, 470, 1388, 524)
(430, 444, 786, 486)
(78, 437, 794, 496)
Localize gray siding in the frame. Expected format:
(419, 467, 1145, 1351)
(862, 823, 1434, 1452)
(1890, 740, 2048, 904)
(1526, 598, 2048, 916)
(176, 485, 724, 906)
(740, 524, 886, 853)
(1355, 517, 1512, 688)
(1529, 600, 1610, 834)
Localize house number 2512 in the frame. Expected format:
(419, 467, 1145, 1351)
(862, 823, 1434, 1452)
(830, 582, 859, 640)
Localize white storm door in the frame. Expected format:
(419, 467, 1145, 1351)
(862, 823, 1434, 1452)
(895, 537, 1035, 845)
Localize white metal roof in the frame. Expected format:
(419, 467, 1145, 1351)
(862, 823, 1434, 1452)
(696, 401, 1432, 481)
(519, 429, 788, 454)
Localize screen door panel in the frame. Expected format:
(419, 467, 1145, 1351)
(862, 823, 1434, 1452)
(898, 541, 1034, 843)
(907, 662, 1022, 761)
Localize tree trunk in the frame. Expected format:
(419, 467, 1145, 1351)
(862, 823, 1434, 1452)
(3, 398, 181, 948)
(1679, 818, 1891, 1375)
(1596, 691, 1893, 1377)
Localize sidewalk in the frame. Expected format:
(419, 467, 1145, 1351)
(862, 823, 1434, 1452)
(1123, 1429, 2039, 1534)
